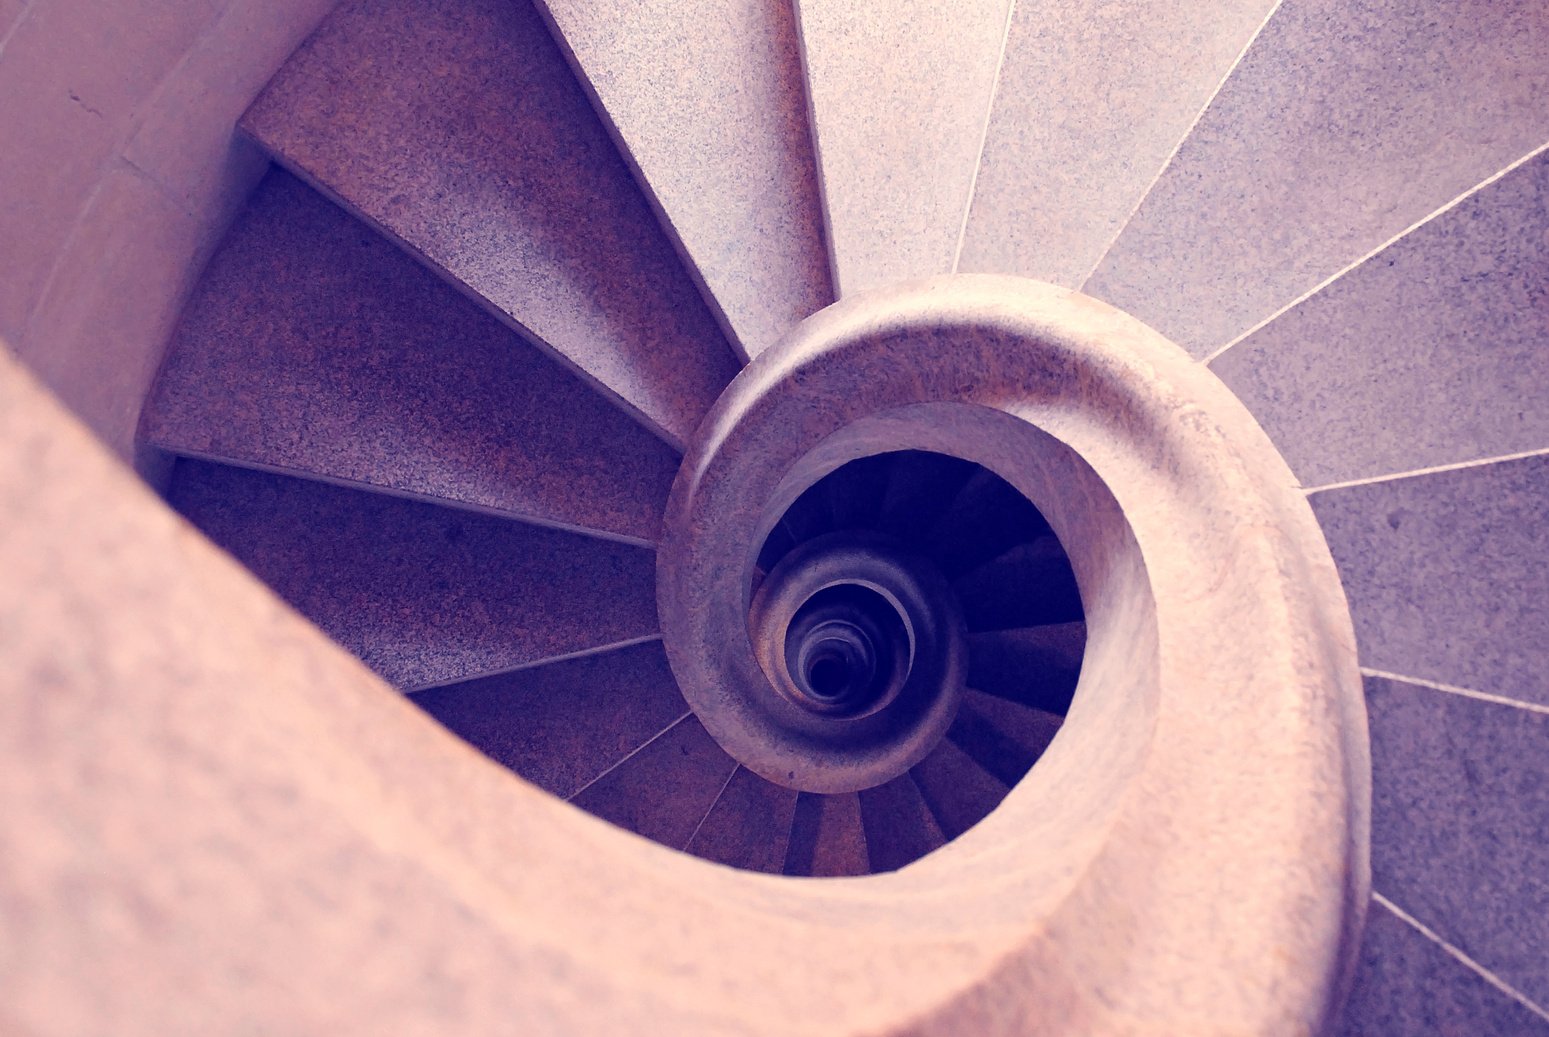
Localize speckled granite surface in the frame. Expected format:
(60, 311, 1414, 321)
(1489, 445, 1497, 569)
(685, 766, 799, 874)
(1311, 455, 1548, 704)
(1086, 0, 1549, 356)
(1337, 898, 1549, 1036)
(1214, 146, 1549, 488)
(241, 0, 737, 445)
(1365, 673, 1549, 1009)
(858, 773, 944, 873)
(143, 170, 679, 545)
(959, 0, 1274, 286)
(948, 688, 1063, 788)
(409, 641, 686, 800)
(535, 0, 832, 361)
(570, 715, 738, 850)
(168, 459, 658, 689)
(784, 792, 868, 877)
(796, 0, 1010, 295)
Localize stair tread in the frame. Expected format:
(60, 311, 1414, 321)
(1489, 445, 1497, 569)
(168, 460, 657, 690)
(409, 641, 686, 801)
(685, 767, 801, 874)
(796, 0, 1011, 295)
(536, 0, 831, 361)
(874, 452, 978, 541)
(953, 536, 1084, 632)
(142, 170, 678, 546)
(1211, 146, 1549, 489)
(570, 715, 739, 850)
(967, 623, 1086, 716)
(948, 688, 1063, 788)
(240, 0, 737, 445)
(1085, 0, 1549, 356)
(960, 0, 1275, 286)
(910, 737, 1009, 841)
(925, 469, 1052, 578)
(783, 792, 869, 878)
(858, 773, 946, 873)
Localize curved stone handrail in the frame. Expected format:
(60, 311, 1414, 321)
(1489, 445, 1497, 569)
(2, 276, 1368, 1034)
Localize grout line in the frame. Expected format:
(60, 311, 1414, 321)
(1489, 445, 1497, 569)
(1204, 137, 1549, 366)
(1361, 668, 1549, 716)
(565, 710, 692, 802)
(405, 635, 663, 695)
(1078, 0, 1285, 292)
(1302, 446, 1549, 496)
(1373, 893, 1549, 1024)
(951, 0, 1018, 275)
(683, 765, 741, 852)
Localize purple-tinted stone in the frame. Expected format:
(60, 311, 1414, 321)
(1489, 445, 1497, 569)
(910, 737, 1008, 841)
(966, 622, 1086, 716)
(948, 688, 1064, 788)
(783, 792, 869, 878)
(685, 766, 800, 874)
(858, 773, 945, 874)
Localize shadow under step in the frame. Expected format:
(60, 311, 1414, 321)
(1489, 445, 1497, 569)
(967, 622, 1086, 716)
(947, 688, 1064, 789)
(911, 736, 1011, 841)
(168, 459, 657, 690)
(783, 792, 869, 878)
(241, 0, 738, 446)
(924, 468, 1053, 579)
(859, 773, 946, 874)
(410, 641, 686, 801)
(685, 767, 801, 874)
(570, 715, 738, 850)
(142, 169, 679, 546)
(953, 536, 1084, 632)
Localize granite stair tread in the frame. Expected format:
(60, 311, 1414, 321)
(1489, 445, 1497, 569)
(925, 468, 1052, 578)
(966, 622, 1086, 716)
(959, 0, 1277, 286)
(569, 715, 739, 850)
(1085, 0, 1549, 357)
(409, 642, 687, 801)
(910, 736, 1010, 841)
(953, 537, 1085, 632)
(947, 688, 1064, 788)
(684, 767, 801, 874)
(534, 0, 832, 362)
(142, 170, 679, 546)
(168, 459, 658, 690)
(783, 792, 870, 877)
(796, 0, 1012, 295)
(858, 772, 946, 873)
(240, 0, 738, 446)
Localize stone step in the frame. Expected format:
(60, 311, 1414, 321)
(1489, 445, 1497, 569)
(796, 0, 1011, 295)
(966, 622, 1086, 716)
(858, 771, 946, 873)
(910, 736, 1009, 841)
(685, 767, 801, 874)
(959, 0, 1275, 286)
(240, 0, 738, 446)
(925, 468, 1052, 579)
(168, 459, 657, 690)
(143, 170, 680, 546)
(569, 715, 739, 851)
(1085, 0, 1549, 357)
(947, 688, 1063, 788)
(952, 537, 1084, 633)
(409, 641, 687, 801)
(783, 792, 870, 877)
(535, 0, 832, 361)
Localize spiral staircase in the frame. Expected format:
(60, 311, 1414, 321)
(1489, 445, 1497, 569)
(2, 0, 1546, 1032)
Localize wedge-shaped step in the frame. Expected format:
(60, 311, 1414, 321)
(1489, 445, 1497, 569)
(535, 0, 831, 361)
(1212, 146, 1549, 488)
(783, 792, 869, 877)
(948, 688, 1063, 788)
(143, 171, 679, 545)
(1310, 455, 1549, 704)
(410, 642, 686, 800)
(1339, 898, 1549, 1037)
(570, 715, 738, 849)
(169, 460, 658, 690)
(797, 0, 1012, 295)
(953, 538, 1084, 632)
(1086, 0, 1549, 356)
(1364, 674, 1549, 1008)
(910, 737, 1009, 841)
(858, 773, 945, 873)
(959, 0, 1276, 286)
(967, 622, 1086, 716)
(925, 469, 1052, 578)
(241, 0, 737, 445)
(685, 767, 800, 874)
(874, 451, 977, 541)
